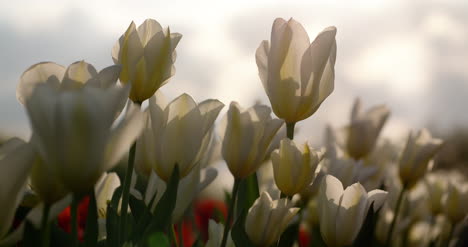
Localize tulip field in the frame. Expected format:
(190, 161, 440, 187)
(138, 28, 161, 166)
(0, 17, 467, 247)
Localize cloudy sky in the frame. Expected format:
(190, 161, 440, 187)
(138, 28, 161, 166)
(1, 0, 467, 144)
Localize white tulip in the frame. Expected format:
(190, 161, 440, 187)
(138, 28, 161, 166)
(148, 92, 223, 181)
(23, 65, 145, 194)
(318, 175, 387, 247)
(256, 18, 336, 123)
(346, 98, 390, 160)
(221, 102, 283, 179)
(17, 61, 122, 104)
(271, 138, 324, 196)
(112, 19, 182, 102)
(399, 129, 443, 188)
(245, 191, 299, 247)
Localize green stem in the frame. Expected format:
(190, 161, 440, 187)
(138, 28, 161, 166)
(171, 225, 179, 247)
(286, 122, 296, 140)
(221, 178, 241, 247)
(385, 186, 407, 247)
(120, 141, 137, 244)
(71, 195, 80, 247)
(41, 203, 51, 247)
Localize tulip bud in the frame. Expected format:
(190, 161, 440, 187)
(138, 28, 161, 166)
(256, 18, 336, 123)
(148, 92, 223, 181)
(112, 19, 182, 102)
(318, 175, 387, 247)
(271, 139, 324, 196)
(21, 61, 145, 195)
(442, 180, 468, 224)
(221, 102, 283, 179)
(399, 129, 443, 189)
(0, 138, 35, 239)
(245, 192, 299, 246)
(345, 98, 390, 160)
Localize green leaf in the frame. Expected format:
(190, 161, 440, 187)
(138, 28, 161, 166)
(142, 165, 180, 241)
(147, 232, 170, 247)
(22, 221, 41, 247)
(129, 194, 146, 221)
(50, 222, 75, 247)
(231, 210, 254, 247)
(111, 186, 123, 209)
(235, 172, 259, 218)
(106, 186, 122, 247)
(131, 191, 158, 242)
(278, 222, 299, 247)
(84, 191, 98, 247)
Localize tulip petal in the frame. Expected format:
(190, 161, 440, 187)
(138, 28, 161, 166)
(115, 22, 144, 84)
(137, 19, 163, 46)
(335, 183, 368, 246)
(104, 103, 145, 171)
(17, 62, 64, 105)
(95, 173, 121, 218)
(96, 65, 122, 88)
(297, 27, 336, 120)
(367, 189, 388, 212)
(61, 61, 99, 90)
(25, 84, 59, 165)
(300, 26, 337, 95)
(0, 139, 35, 238)
(256, 40, 270, 87)
(159, 94, 204, 179)
(318, 175, 343, 246)
(198, 99, 224, 135)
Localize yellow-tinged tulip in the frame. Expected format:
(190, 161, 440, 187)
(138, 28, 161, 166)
(148, 92, 223, 181)
(245, 191, 299, 247)
(256, 18, 336, 123)
(271, 138, 324, 196)
(346, 98, 390, 160)
(442, 180, 468, 224)
(318, 175, 387, 247)
(399, 129, 443, 188)
(22, 63, 145, 195)
(112, 19, 182, 102)
(206, 220, 235, 247)
(0, 138, 35, 239)
(221, 102, 283, 179)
